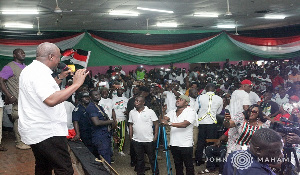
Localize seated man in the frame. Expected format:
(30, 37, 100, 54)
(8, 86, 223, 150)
(223, 128, 283, 175)
(200, 129, 228, 174)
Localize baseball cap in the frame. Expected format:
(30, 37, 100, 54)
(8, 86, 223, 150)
(241, 79, 252, 85)
(179, 95, 190, 102)
(78, 91, 89, 98)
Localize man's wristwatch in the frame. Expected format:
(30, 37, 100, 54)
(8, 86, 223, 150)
(168, 122, 173, 126)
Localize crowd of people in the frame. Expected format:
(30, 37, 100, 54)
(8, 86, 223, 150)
(0, 44, 300, 175)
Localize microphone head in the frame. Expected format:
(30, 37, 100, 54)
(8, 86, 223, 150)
(57, 62, 69, 71)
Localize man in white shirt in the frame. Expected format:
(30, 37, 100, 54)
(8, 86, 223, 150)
(99, 87, 116, 121)
(161, 95, 196, 175)
(163, 82, 181, 113)
(195, 83, 223, 166)
(112, 88, 128, 156)
(18, 42, 88, 174)
(272, 89, 289, 106)
(229, 79, 252, 118)
(129, 96, 159, 175)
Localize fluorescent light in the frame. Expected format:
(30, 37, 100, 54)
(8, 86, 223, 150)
(194, 13, 218, 17)
(157, 22, 178, 27)
(264, 15, 286, 19)
(2, 10, 39, 15)
(137, 7, 173, 14)
(109, 11, 139, 16)
(4, 22, 33, 28)
(217, 24, 235, 28)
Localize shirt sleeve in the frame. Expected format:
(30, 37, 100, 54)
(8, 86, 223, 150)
(242, 93, 251, 106)
(232, 113, 245, 126)
(0, 66, 14, 79)
(216, 97, 223, 114)
(128, 111, 133, 123)
(150, 110, 158, 121)
(72, 110, 81, 122)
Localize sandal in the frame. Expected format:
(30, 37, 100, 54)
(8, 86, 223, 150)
(198, 169, 210, 174)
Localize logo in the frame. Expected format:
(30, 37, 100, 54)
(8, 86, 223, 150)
(231, 150, 253, 170)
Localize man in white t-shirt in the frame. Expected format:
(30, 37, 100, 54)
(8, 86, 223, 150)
(162, 95, 196, 175)
(99, 87, 116, 121)
(129, 96, 159, 175)
(112, 88, 128, 156)
(229, 79, 252, 118)
(18, 42, 88, 174)
(163, 82, 182, 113)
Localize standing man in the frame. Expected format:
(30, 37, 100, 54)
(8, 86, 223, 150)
(18, 42, 88, 174)
(112, 87, 128, 156)
(87, 90, 114, 163)
(72, 91, 97, 156)
(0, 48, 30, 150)
(229, 79, 252, 117)
(128, 96, 159, 175)
(195, 83, 223, 166)
(161, 95, 196, 175)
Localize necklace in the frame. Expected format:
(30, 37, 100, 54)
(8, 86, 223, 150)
(247, 118, 259, 130)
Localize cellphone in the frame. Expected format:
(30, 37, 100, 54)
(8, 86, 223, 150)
(225, 109, 230, 114)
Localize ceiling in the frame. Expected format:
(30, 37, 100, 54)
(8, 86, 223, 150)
(0, 0, 300, 32)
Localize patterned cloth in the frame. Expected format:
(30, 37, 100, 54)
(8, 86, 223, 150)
(226, 113, 270, 156)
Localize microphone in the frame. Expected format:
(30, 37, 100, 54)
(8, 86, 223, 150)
(57, 62, 69, 71)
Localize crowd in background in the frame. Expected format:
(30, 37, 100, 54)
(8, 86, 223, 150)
(1, 57, 300, 174)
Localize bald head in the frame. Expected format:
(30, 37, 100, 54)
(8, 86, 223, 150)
(36, 42, 59, 60)
(36, 42, 61, 70)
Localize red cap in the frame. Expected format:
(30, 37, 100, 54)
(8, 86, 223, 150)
(241, 79, 252, 85)
(290, 95, 300, 102)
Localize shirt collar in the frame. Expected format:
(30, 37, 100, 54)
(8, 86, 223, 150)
(33, 60, 53, 74)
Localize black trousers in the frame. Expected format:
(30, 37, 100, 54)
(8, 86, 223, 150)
(195, 124, 217, 163)
(132, 140, 158, 175)
(30, 136, 74, 175)
(170, 146, 194, 175)
(205, 145, 227, 173)
(130, 140, 137, 164)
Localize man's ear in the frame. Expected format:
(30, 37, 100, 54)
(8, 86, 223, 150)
(49, 54, 53, 61)
(254, 146, 261, 155)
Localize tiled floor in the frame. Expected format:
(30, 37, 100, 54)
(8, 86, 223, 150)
(0, 129, 218, 175)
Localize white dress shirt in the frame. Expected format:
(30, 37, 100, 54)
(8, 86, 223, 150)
(18, 60, 68, 145)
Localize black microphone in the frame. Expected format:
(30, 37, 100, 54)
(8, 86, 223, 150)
(57, 62, 69, 71)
